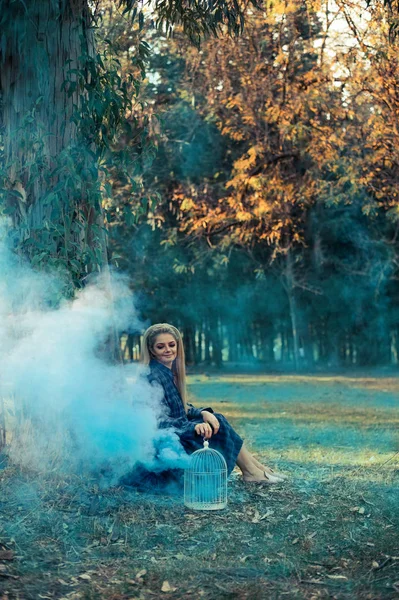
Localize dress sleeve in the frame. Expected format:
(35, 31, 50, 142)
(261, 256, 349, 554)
(158, 414, 196, 438)
(187, 403, 214, 420)
(149, 374, 197, 438)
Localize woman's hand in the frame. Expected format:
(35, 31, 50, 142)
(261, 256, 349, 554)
(201, 411, 220, 434)
(194, 422, 213, 439)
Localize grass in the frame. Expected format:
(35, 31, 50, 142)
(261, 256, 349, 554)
(0, 373, 398, 599)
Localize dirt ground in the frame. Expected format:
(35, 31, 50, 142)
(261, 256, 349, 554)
(0, 373, 398, 600)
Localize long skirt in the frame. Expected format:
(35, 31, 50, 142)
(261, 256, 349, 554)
(120, 414, 243, 492)
(179, 413, 243, 476)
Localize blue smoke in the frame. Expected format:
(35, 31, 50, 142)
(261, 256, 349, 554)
(0, 219, 188, 484)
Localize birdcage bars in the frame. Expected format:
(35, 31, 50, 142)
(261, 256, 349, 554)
(184, 440, 227, 510)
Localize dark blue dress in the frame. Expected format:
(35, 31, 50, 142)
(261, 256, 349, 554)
(149, 360, 243, 475)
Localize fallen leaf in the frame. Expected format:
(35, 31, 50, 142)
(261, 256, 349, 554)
(254, 491, 269, 498)
(251, 509, 261, 523)
(349, 506, 365, 515)
(260, 510, 274, 520)
(78, 574, 91, 581)
(135, 569, 147, 579)
(292, 538, 299, 545)
(326, 575, 348, 580)
(372, 561, 379, 569)
(161, 581, 177, 593)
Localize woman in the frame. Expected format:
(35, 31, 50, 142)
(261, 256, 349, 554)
(141, 323, 287, 484)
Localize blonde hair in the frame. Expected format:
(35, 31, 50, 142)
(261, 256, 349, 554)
(141, 323, 187, 411)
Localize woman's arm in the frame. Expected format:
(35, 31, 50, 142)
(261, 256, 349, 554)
(187, 403, 214, 420)
(200, 410, 220, 434)
(158, 413, 194, 434)
(186, 403, 219, 434)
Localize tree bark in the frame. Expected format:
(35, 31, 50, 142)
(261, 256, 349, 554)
(0, 0, 108, 277)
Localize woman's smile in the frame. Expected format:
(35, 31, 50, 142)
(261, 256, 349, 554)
(151, 333, 177, 368)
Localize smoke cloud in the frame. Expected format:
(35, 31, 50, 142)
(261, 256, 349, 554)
(0, 219, 188, 485)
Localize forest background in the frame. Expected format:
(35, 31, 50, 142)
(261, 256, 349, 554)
(1, 4, 399, 598)
(109, 0, 399, 370)
(2, 0, 399, 370)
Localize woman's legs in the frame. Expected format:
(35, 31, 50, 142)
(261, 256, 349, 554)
(236, 445, 283, 483)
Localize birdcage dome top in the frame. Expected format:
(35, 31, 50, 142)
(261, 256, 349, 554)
(189, 440, 227, 471)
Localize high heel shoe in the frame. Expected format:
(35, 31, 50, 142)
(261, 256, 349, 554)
(243, 472, 282, 485)
(265, 467, 288, 480)
(263, 471, 284, 483)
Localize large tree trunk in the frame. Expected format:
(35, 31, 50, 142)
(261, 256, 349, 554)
(0, 0, 108, 282)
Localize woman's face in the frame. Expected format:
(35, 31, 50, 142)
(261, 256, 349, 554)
(151, 333, 177, 368)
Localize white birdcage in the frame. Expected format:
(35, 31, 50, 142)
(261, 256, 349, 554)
(184, 440, 228, 510)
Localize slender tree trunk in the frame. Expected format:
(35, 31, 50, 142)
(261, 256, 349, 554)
(211, 324, 222, 367)
(228, 325, 238, 362)
(267, 332, 275, 363)
(348, 334, 354, 366)
(280, 330, 286, 363)
(302, 321, 313, 367)
(285, 249, 300, 370)
(126, 333, 134, 361)
(204, 319, 211, 364)
(393, 328, 399, 364)
(340, 334, 346, 366)
(244, 331, 254, 359)
(0, 393, 6, 451)
(183, 325, 195, 364)
(195, 323, 203, 364)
